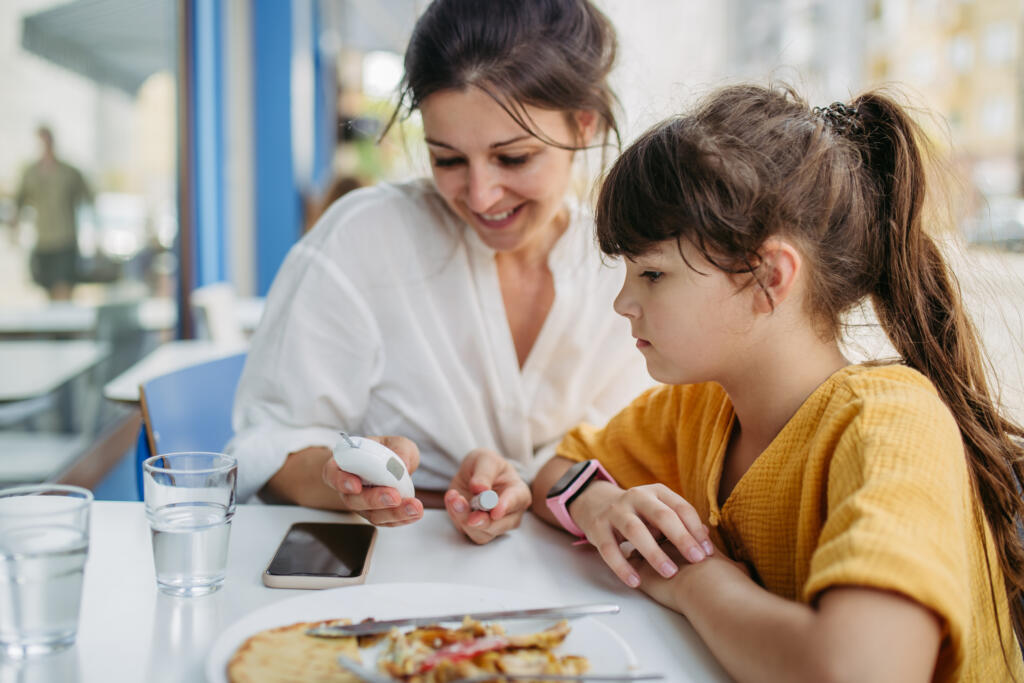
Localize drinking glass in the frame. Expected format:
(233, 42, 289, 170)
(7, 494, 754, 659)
(0, 484, 92, 658)
(142, 452, 237, 597)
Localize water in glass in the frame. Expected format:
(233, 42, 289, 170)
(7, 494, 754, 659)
(0, 525, 88, 657)
(149, 502, 231, 597)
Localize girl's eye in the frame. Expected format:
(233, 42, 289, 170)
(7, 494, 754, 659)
(640, 270, 663, 282)
(498, 154, 530, 166)
(432, 157, 464, 168)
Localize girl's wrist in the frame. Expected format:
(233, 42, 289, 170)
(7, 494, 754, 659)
(567, 480, 619, 535)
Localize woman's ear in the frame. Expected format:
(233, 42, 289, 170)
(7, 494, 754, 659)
(752, 238, 802, 314)
(574, 110, 599, 146)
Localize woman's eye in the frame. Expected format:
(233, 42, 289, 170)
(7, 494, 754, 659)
(498, 154, 530, 166)
(432, 157, 464, 168)
(640, 270, 663, 282)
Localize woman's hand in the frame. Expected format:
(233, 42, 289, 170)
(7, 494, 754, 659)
(321, 435, 424, 527)
(443, 448, 532, 544)
(573, 483, 715, 588)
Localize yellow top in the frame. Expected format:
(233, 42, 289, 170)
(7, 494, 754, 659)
(557, 364, 1023, 681)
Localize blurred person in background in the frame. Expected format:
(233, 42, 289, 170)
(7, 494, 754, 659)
(228, 0, 651, 544)
(10, 125, 93, 300)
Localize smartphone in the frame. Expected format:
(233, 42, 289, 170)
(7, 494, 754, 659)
(262, 522, 378, 589)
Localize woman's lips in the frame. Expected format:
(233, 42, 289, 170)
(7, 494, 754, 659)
(635, 338, 651, 349)
(473, 203, 524, 230)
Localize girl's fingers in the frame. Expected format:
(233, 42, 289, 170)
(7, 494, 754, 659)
(614, 515, 681, 579)
(658, 494, 714, 559)
(588, 524, 642, 588)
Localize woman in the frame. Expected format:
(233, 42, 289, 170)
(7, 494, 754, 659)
(227, 0, 650, 543)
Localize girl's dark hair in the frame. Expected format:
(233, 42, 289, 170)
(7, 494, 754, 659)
(381, 0, 619, 151)
(597, 83, 1024, 653)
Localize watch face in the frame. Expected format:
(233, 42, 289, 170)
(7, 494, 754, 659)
(547, 460, 591, 498)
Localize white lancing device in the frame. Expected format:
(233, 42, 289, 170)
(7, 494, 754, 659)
(332, 432, 415, 499)
(470, 490, 499, 511)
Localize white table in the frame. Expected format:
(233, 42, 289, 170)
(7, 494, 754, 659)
(0, 340, 108, 402)
(3, 504, 733, 683)
(102, 340, 248, 403)
(0, 299, 178, 337)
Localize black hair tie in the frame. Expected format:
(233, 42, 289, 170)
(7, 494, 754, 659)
(813, 101, 863, 135)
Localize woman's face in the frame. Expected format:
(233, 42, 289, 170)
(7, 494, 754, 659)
(419, 87, 587, 258)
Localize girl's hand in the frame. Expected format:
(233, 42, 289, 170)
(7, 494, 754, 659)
(444, 449, 532, 544)
(321, 435, 424, 527)
(630, 540, 751, 612)
(574, 483, 715, 588)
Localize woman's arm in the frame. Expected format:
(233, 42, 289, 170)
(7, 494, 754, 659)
(639, 549, 941, 683)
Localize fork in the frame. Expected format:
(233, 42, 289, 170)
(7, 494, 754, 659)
(337, 653, 664, 683)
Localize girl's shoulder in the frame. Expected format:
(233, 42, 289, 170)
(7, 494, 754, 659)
(834, 363, 946, 409)
(827, 363, 964, 463)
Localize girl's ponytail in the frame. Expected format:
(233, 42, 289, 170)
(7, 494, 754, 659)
(851, 92, 1024, 642)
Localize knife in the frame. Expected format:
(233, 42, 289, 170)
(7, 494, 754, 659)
(307, 602, 620, 637)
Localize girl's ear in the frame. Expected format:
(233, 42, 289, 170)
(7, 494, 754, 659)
(574, 110, 598, 146)
(752, 238, 802, 314)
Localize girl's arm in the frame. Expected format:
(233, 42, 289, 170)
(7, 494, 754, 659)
(641, 549, 941, 683)
(531, 456, 714, 586)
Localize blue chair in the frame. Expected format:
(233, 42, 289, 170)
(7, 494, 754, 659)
(136, 351, 247, 498)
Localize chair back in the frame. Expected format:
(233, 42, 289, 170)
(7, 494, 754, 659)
(136, 351, 247, 498)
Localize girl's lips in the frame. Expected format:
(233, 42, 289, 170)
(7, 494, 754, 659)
(636, 339, 651, 349)
(472, 203, 524, 230)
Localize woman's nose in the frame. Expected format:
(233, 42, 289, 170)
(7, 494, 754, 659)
(465, 163, 502, 212)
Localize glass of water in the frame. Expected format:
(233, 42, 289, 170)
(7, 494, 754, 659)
(142, 452, 237, 597)
(0, 484, 92, 658)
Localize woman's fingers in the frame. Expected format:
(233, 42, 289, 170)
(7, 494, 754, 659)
(361, 494, 423, 526)
(444, 486, 526, 544)
(464, 449, 503, 492)
(370, 435, 420, 474)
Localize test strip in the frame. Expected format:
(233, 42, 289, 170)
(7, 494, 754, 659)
(470, 490, 499, 511)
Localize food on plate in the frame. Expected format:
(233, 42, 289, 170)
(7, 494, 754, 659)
(227, 616, 588, 682)
(227, 619, 361, 683)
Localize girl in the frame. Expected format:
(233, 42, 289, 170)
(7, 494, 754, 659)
(227, 0, 650, 544)
(532, 84, 1024, 681)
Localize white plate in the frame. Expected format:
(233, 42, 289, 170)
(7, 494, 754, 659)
(205, 582, 636, 682)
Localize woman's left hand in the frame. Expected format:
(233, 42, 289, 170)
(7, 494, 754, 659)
(444, 449, 532, 544)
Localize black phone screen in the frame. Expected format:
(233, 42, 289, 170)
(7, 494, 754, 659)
(266, 522, 377, 577)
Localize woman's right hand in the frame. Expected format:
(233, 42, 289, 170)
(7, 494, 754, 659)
(573, 483, 715, 589)
(321, 435, 424, 527)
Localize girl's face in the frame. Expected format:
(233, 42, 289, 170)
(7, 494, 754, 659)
(613, 238, 757, 385)
(419, 87, 586, 257)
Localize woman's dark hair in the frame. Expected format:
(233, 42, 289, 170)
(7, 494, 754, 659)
(381, 0, 619, 151)
(596, 83, 1024, 660)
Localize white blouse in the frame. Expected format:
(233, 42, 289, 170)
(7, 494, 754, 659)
(227, 180, 652, 501)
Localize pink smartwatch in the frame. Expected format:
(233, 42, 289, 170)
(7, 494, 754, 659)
(545, 459, 616, 538)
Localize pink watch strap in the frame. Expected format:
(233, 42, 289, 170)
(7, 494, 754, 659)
(545, 460, 616, 539)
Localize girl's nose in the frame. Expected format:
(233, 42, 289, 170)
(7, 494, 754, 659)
(465, 163, 502, 213)
(613, 281, 638, 319)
